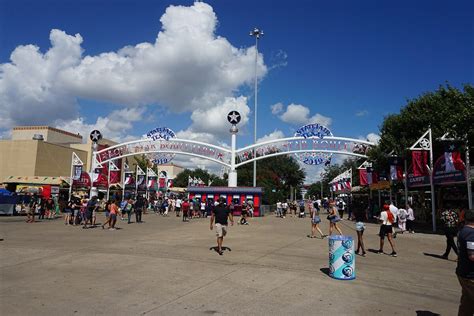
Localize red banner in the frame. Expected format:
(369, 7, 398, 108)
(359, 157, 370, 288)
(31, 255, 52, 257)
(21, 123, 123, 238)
(359, 169, 368, 186)
(73, 172, 91, 188)
(412, 151, 429, 177)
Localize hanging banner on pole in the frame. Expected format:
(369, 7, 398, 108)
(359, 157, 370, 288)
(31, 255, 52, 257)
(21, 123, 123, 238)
(73, 165, 82, 180)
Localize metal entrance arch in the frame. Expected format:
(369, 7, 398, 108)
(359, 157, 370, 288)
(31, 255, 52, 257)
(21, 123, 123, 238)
(91, 135, 374, 190)
(235, 136, 374, 168)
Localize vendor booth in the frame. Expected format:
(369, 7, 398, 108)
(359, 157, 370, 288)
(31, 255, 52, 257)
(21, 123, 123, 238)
(187, 186, 264, 216)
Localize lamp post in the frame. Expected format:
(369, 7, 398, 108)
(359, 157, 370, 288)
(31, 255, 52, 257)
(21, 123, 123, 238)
(250, 27, 263, 187)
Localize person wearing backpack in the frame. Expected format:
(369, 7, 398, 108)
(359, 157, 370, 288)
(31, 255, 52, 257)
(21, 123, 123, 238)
(377, 204, 397, 257)
(337, 199, 346, 219)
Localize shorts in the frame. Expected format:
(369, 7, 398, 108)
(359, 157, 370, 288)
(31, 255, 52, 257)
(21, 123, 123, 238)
(109, 213, 117, 221)
(73, 209, 79, 217)
(63, 208, 72, 214)
(379, 225, 393, 238)
(312, 216, 321, 224)
(356, 221, 365, 232)
(215, 223, 227, 238)
(85, 212, 93, 220)
(330, 216, 341, 223)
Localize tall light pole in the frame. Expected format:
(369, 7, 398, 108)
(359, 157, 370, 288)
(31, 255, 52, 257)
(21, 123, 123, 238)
(250, 27, 263, 187)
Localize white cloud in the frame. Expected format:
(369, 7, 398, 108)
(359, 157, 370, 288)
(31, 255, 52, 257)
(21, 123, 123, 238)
(270, 102, 284, 115)
(366, 133, 381, 144)
(56, 107, 146, 142)
(257, 129, 285, 143)
(0, 2, 267, 135)
(176, 96, 251, 144)
(0, 29, 83, 129)
(356, 110, 369, 117)
(278, 103, 332, 127)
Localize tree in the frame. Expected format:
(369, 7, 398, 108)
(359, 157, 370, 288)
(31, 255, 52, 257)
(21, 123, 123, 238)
(236, 155, 306, 205)
(368, 84, 473, 172)
(174, 168, 226, 187)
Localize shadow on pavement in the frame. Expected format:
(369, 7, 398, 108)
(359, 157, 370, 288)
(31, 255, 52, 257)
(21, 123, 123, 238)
(416, 311, 440, 316)
(320, 267, 330, 277)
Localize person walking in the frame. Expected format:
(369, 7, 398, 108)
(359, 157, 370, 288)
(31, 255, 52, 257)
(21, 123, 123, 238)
(456, 208, 474, 316)
(175, 197, 182, 217)
(337, 199, 346, 219)
(276, 201, 282, 218)
(107, 199, 120, 230)
(135, 195, 145, 223)
(308, 202, 325, 238)
(327, 200, 343, 236)
(377, 204, 397, 257)
(354, 206, 367, 256)
(210, 197, 234, 255)
(440, 207, 459, 259)
(84, 196, 98, 229)
(182, 199, 190, 222)
(398, 208, 408, 234)
(406, 204, 415, 233)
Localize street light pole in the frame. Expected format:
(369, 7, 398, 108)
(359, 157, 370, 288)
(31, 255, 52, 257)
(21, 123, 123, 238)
(250, 28, 263, 187)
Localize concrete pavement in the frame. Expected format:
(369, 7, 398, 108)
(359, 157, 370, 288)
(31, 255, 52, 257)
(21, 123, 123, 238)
(0, 212, 461, 315)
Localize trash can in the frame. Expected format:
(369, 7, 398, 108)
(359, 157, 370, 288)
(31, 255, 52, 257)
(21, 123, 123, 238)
(328, 235, 355, 280)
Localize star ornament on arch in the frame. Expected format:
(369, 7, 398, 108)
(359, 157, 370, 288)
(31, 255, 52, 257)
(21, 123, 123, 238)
(227, 111, 241, 125)
(89, 130, 102, 142)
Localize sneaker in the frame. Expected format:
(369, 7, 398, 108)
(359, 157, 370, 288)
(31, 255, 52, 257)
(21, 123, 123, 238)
(390, 252, 397, 257)
(376, 250, 383, 254)
(362, 252, 367, 257)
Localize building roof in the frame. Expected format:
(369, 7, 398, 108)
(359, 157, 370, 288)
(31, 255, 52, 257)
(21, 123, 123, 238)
(3, 176, 66, 185)
(13, 126, 83, 139)
(187, 186, 263, 194)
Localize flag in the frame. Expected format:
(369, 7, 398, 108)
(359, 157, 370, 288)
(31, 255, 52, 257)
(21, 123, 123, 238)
(359, 169, 368, 186)
(444, 143, 465, 172)
(73, 165, 82, 180)
(167, 179, 173, 188)
(412, 151, 429, 176)
(158, 177, 166, 188)
(147, 177, 157, 189)
(388, 157, 404, 181)
(188, 175, 193, 186)
(208, 179, 213, 186)
(124, 173, 134, 185)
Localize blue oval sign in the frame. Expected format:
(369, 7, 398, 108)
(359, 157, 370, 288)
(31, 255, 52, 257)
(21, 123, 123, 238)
(294, 123, 333, 165)
(145, 127, 176, 164)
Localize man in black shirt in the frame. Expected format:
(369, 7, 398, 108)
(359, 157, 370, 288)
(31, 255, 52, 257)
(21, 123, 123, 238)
(456, 208, 474, 316)
(210, 198, 234, 255)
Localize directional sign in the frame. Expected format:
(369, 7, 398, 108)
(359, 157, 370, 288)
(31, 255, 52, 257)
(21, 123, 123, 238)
(227, 111, 241, 125)
(90, 130, 102, 142)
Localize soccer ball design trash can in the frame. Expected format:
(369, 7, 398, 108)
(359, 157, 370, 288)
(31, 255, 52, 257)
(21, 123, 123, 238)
(328, 235, 355, 280)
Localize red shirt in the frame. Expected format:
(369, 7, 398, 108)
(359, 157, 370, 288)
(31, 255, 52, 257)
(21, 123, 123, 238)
(182, 201, 190, 212)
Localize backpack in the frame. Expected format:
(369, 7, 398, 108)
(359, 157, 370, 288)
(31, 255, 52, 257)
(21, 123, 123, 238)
(338, 201, 344, 209)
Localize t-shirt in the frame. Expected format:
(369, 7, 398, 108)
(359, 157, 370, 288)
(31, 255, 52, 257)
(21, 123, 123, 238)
(407, 208, 415, 221)
(276, 202, 282, 209)
(456, 226, 474, 279)
(213, 205, 230, 225)
(441, 210, 458, 228)
(389, 204, 399, 219)
(176, 199, 182, 208)
(380, 211, 393, 225)
(110, 203, 119, 215)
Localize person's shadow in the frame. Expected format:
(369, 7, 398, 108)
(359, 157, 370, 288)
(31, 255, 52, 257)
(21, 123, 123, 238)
(416, 311, 440, 316)
(423, 253, 456, 261)
(209, 246, 231, 253)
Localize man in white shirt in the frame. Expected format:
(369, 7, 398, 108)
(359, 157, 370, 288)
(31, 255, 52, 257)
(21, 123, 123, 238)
(175, 198, 182, 217)
(389, 202, 400, 237)
(276, 201, 282, 217)
(406, 204, 415, 233)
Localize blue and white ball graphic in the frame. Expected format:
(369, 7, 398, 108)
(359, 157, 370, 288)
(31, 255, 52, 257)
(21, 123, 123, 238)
(329, 252, 335, 261)
(329, 265, 335, 275)
(342, 252, 353, 264)
(342, 266, 353, 278)
(342, 239, 353, 249)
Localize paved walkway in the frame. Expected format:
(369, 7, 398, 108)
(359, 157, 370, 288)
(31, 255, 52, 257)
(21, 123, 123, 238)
(0, 212, 460, 315)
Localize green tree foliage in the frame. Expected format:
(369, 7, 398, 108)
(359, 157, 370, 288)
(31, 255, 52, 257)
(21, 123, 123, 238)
(236, 155, 306, 205)
(368, 84, 473, 172)
(174, 168, 226, 187)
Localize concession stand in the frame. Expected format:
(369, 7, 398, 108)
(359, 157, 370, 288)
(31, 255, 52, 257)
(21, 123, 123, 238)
(187, 186, 264, 216)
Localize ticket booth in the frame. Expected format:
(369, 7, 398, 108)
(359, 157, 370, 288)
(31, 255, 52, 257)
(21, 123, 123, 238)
(187, 186, 264, 216)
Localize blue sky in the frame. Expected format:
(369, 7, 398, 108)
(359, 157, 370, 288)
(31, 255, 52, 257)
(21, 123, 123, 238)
(0, 0, 472, 174)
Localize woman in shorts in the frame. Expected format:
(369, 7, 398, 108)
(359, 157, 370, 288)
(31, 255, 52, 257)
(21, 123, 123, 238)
(309, 202, 326, 238)
(327, 200, 343, 236)
(353, 206, 367, 256)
